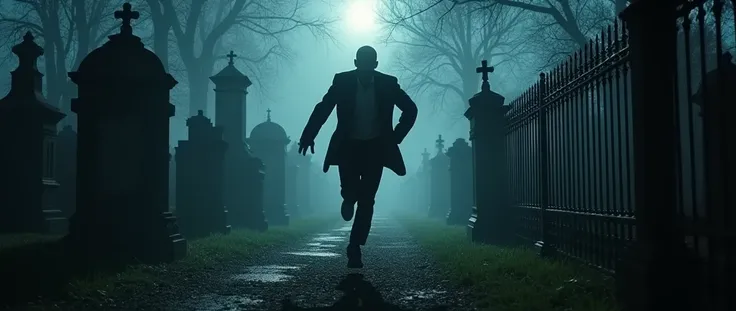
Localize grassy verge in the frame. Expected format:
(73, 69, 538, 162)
(399, 216, 619, 311)
(1, 217, 339, 309)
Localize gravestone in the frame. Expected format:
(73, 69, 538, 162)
(175, 110, 230, 239)
(249, 110, 290, 226)
(168, 146, 176, 211)
(428, 135, 450, 218)
(285, 142, 300, 218)
(0, 32, 67, 234)
(210, 51, 267, 231)
(65, 3, 187, 263)
(55, 125, 77, 218)
(418, 148, 431, 212)
(464, 60, 510, 244)
(446, 138, 473, 225)
(296, 152, 312, 215)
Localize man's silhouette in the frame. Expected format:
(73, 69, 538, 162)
(298, 46, 417, 268)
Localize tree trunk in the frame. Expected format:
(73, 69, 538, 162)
(147, 0, 170, 70)
(187, 73, 210, 117)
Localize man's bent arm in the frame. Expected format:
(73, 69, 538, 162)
(390, 77, 418, 144)
(301, 74, 339, 143)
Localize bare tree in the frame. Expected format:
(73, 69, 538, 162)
(378, 0, 526, 112)
(158, 0, 334, 116)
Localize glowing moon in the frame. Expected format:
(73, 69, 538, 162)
(345, 0, 376, 33)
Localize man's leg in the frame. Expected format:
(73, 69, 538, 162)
(350, 164, 383, 246)
(338, 162, 359, 221)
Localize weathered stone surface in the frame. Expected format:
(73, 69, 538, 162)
(0, 32, 67, 234)
(249, 110, 290, 226)
(65, 3, 186, 264)
(175, 110, 230, 239)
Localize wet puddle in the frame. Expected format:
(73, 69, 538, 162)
(186, 293, 264, 310)
(284, 251, 340, 257)
(400, 289, 448, 301)
(231, 265, 300, 282)
(312, 236, 345, 242)
(305, 242, 338, 248)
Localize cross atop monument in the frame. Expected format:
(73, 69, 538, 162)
(226, 51, 237, 65)
(435, 134, 445, 152)
(476, 60, 494, 92)
(114, 3, 139, 36)
(266, 108, 272, 122)
(421, 148, 430, 161)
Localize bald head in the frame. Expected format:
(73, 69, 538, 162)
(354, 45, 378, 71)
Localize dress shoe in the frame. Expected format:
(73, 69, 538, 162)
(341, 200, 355, 221)
(347, 244, 364, 268)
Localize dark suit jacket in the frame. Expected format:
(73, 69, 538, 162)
(300, 70, 418, 176)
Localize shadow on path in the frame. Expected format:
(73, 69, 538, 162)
(280, 273, 449, 311)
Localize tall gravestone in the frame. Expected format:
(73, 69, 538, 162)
(210, 51, 267, 231)
(55, 125, 77, 217)
(285, 142, 300, 218)
(464, 60, 510, 244)
(446, 138, 473, 225)
(176, 110, 230, 239)
(0, 32, 67, 234)
(428, 135, 450, 218)
(249, 110, 290, 226)
(168, 146, 176, 211)
(296, 152, 312, 215)
(66, 3, 187, 263)
(418, 148, 431, 212)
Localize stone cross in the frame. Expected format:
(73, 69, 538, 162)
(114, 3, 139, 36)
(476, 60, 494, 92)
(435, 135, 445, 153)
(227, 51, 237, 65)
(266, 108, 272, 122)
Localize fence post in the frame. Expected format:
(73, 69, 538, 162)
(618, 1, 697, 310)
(536, 73, 553, 256)
(465, 60, 512, 245)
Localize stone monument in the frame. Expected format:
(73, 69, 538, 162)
(0, 32, 67, 234)
(66, 3, 187, 263)
(210, 50, 267, 231)
(175, 110, 230, 239)
(55, 125, 77, 217)
(249, 109, 290, 226)
(464, 60, 510, 244)
(446, 138, 473, 225)
(428, 135, 450, 218)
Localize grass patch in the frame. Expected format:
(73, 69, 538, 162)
(399, 216, 619, 311)
(1, 217, 339, 309)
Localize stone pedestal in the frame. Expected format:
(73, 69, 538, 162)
(55, 125, 77, 218)
(615, 2, 699, 310)
(210, 52, 267, 231)
(428, 135, 450, 218)
(249, 110, 290, 226)
(65, 3, 186, 264)
(464, 61, 511, 245)
(175, 110, 230, 239)
(296, 154, 312, 215)
(285, 143, 301, 218)
(0, 32, 67, 234)
(446, 138, 473, 225)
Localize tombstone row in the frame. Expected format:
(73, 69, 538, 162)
(402, 134, 473, 226)
(0, 2, 316, 265)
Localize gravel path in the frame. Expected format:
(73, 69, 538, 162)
(169, 213, 475, 311)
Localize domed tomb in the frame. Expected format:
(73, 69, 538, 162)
(248, 109, 290, 225)
(66, 2, 186, 264)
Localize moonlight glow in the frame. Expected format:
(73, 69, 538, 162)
(344, 0, 376, 33)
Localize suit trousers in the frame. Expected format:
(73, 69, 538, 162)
(338, 137, 384, 246)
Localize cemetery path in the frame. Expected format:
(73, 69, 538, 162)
(157, 213, 475, 311)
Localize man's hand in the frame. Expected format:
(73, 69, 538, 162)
(298, 140, 315, 156)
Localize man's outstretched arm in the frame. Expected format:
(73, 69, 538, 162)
(389, 77, 418, 144)
(300, 74, 340, 146)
